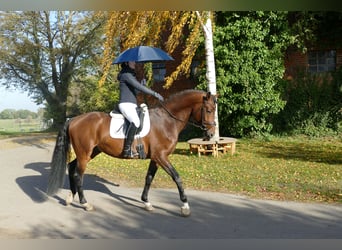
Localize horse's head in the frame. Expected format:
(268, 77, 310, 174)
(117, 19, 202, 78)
(192, 91, 217, 139)
(161, 90, 217, 139)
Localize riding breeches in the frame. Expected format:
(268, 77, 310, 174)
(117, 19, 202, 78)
(118, 102, 140, 128)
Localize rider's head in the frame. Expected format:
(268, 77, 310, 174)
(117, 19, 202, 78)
(121, 61, 136, 70)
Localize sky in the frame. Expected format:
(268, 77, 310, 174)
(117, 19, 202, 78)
(0, 86, 43, 112)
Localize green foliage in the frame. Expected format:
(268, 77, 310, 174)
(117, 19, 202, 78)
(274, 69, 342, 136)
(73, 60, 120, 113)
(198, 12, 292, 137)
(78, 78, 120, 114)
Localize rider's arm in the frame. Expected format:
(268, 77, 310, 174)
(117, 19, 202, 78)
(122, 73, 163, 100)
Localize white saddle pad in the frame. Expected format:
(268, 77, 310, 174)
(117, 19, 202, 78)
(109, 104, 150, 139)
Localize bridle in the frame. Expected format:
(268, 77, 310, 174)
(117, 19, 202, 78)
(159, 98, 216, 131)
(193, 103, 216, 130)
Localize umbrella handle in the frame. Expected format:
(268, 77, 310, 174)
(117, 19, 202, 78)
(141, 78, 147, 86)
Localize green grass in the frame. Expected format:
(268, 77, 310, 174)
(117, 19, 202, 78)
(84, 135, 342, 204)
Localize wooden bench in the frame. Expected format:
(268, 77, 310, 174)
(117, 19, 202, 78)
(187, 137, 237, 157)
(216, 137, 237, 156)
(187, 138, 218, 157)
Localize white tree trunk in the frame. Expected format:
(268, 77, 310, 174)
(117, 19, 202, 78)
(200, 11, 220, 141)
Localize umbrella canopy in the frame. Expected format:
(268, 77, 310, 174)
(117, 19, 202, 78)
(112, 45, 174, 64)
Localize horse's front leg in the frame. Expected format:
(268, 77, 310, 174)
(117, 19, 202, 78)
(141, 160, 158, 211)
(159, 160, 190, 217)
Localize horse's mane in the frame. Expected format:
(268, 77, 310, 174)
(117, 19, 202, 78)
(164, 89, 205, 104)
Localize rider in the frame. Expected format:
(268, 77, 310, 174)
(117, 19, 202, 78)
(117, 61, 164, 158)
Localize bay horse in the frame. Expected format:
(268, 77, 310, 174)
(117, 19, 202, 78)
(46, 89, 216, 216)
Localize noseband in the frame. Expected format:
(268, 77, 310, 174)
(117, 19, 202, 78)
(190, 103, 216, 131)
(202, 107, 216, 130)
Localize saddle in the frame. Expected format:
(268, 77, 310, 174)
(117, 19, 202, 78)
(109, 103, 150, 138)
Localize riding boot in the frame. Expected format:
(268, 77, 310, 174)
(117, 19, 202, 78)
(123, 122, 138, 158)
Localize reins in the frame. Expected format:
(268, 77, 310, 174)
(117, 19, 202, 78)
(158, 100, 210, 130)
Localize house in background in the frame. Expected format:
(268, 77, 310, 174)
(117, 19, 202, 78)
(284, 48, 342, 80)
(285, 12, 342, 80)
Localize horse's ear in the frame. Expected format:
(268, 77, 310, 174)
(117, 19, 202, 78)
(205, 91, 219, 103)
(205, 91, 217, 103)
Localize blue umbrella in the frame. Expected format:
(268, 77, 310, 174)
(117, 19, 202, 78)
(112, 45, 174, 64)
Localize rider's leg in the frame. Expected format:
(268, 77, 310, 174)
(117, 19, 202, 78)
(123, 122, 138, 158)
(118, 102, 140, 158)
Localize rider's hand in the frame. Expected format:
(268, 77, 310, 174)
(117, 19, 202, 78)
(154, 92, 164, 102)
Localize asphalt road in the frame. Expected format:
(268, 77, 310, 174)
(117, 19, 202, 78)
(0, 135, 341, 239)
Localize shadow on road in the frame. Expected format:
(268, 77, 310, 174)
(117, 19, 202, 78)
(15, 161, 342, 239)
(17, 161, 178, 216)
(15, 162, 51, 203)
(11, 134, 55, 150)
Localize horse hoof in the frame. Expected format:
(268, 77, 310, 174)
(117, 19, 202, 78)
(181, 207, 191, 217)
(181, 203, 191, 217)
(144, 202, 154, 211)
(65, 192, 74, 206)
(82, 203, 94, 211)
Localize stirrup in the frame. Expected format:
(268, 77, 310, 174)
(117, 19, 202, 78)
(123, 149, 139, 158)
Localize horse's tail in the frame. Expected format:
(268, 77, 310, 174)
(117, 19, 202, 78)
(46, 119, 71, 196)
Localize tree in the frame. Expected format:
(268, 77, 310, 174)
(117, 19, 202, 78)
(0, 108, 37, 119)
(77, 66, 120, 113)
(0, 109, 16, 119)
(196, 11, 220, 140)
(200, 11, 294, 137)
(0, 11, 106, 129)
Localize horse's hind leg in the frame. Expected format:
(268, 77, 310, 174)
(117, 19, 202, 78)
(67, 148, 100, 210)
(73, 158, 94, 211)
(66, 159, 77, 206)
(141, 160, 158, 211)
(66, 159, 93, 209)
(66, 155, 93, 211)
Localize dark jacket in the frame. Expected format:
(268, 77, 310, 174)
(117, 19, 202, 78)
(118, 67, 155, 104)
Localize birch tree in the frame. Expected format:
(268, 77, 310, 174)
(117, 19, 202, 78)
(196, 11, 220, 140)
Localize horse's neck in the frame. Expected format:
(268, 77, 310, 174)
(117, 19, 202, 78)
(162, 94, 203, 129)
(164, 101, 193, 120)
(150, 92, 202, 134)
